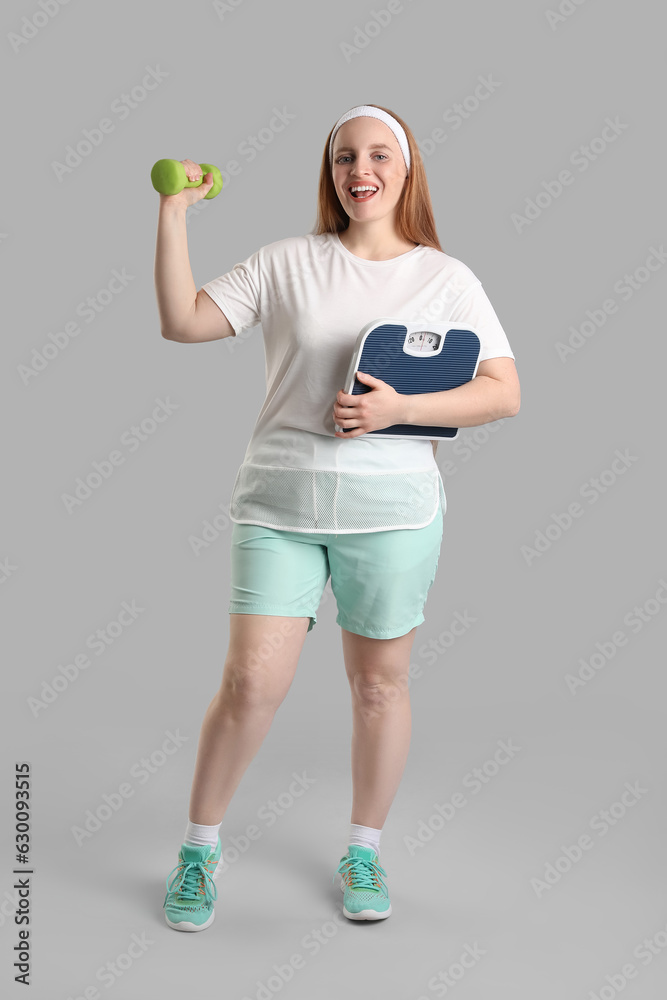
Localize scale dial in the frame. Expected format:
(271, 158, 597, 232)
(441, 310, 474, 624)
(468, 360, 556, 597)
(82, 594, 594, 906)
(404, 330, 443, 355)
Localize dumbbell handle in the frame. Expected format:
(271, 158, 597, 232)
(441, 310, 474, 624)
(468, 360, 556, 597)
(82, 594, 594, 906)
(151, 159, 223, 199)
(181, 170, 210, 189)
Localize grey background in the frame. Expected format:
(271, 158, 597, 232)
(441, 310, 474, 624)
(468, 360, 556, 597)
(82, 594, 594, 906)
(2, 0, 665, 997)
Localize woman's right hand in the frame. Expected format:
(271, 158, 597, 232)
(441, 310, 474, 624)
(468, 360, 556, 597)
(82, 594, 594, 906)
(159, 158, 215, 208)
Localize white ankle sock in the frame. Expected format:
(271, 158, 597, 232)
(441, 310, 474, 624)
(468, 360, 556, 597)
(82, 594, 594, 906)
(349, 823, 382, 858)
(184, 819, 222, 849)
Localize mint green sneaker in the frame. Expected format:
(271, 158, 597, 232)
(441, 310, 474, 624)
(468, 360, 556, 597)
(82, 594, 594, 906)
(333, 845, 392, 920)
(163, 838, 221, 931)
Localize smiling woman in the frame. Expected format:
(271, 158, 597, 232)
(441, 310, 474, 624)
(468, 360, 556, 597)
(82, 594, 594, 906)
(154, 101, 520, 931)
(323, 107, 426, 259)
(349, 184, 379, 199)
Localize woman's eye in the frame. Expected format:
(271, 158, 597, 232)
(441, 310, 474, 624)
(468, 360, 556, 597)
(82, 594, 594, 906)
(336, 154, 387, 163)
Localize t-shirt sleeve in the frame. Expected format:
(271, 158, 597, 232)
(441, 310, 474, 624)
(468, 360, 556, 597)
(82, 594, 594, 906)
(448, 278, 515, 362)
(201, 247, 262, 336)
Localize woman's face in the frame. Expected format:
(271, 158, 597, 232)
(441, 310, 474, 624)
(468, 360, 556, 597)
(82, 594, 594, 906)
(331, 117, 408, 222)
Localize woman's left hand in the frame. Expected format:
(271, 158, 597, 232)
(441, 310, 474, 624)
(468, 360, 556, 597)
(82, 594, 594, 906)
(333, 371, 406, 438)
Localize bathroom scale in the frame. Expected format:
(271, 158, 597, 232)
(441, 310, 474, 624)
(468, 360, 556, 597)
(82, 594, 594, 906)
(336, 318, 482, 440)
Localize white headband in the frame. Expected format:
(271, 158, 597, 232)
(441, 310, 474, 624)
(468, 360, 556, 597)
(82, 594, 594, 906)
(329, 105, 410, 172)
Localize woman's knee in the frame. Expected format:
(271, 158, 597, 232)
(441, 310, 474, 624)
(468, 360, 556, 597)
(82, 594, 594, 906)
(218, 659, 283, 710)
(343, 629, 415, 703)
(220, 614, 308, 707)
(350, 670, 411, 708)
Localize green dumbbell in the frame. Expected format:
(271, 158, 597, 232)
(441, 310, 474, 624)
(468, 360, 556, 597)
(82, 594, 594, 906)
(150, 159, 223, 199)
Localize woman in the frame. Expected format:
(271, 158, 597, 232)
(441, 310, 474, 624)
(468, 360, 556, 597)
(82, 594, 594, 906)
(154, 103, 520, 931)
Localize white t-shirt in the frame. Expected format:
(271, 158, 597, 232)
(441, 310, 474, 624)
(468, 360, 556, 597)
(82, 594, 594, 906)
(202, 231, 515, 534)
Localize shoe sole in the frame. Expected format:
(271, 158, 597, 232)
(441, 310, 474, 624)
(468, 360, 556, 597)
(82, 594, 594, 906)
(342, 904, 392, 920)
(165, 910, 216, 932)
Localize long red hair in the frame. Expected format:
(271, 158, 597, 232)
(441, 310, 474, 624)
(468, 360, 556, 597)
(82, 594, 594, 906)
(311, 104, 444, 253)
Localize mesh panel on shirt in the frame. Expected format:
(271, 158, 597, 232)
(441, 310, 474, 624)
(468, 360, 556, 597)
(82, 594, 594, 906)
(229, 464, 442, 532)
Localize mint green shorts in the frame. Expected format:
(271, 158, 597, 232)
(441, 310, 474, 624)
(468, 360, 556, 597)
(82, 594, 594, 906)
(228, 506, 444, 639)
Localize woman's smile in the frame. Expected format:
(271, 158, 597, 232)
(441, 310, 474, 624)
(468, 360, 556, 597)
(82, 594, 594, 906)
(348, 185, 379, 201)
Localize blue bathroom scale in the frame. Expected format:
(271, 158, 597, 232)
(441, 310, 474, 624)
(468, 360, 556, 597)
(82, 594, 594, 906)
(336, 317, 482, 440)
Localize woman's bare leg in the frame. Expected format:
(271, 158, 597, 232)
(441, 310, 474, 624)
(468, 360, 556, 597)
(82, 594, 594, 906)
(187, 614, 310, 824)
(341, 626, 417, 830)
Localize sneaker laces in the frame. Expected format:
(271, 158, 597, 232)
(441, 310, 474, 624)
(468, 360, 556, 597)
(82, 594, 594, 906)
(333, 855, 388, 893)
(164, 858, 218, 906)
